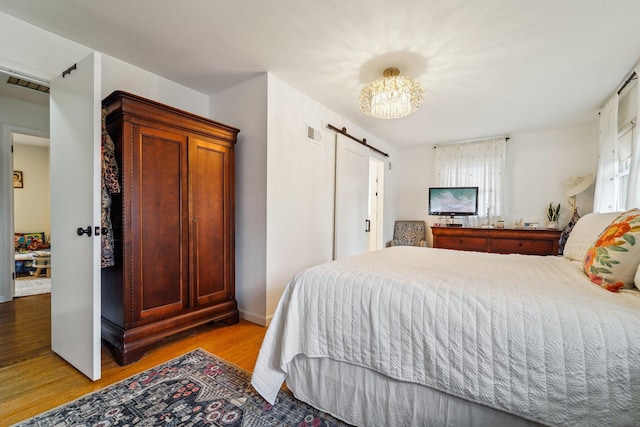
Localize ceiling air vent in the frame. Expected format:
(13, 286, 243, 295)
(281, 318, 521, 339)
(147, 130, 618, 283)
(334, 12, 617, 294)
(306, 123, 322, 144)
(7, 76, 50, 93)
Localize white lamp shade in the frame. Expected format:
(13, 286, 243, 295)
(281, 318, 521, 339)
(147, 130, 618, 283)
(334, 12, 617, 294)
(566, 173, 594, 197)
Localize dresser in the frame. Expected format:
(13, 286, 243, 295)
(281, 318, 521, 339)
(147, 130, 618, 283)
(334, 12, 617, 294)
(101, 91, 240, 365)
(431, 226, 562, 256)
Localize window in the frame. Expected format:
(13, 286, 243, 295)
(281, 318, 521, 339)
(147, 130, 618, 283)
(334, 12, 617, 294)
(595, 76, 639, 213)
(434, 137, 506, 224)
(616, 125, 633, 211)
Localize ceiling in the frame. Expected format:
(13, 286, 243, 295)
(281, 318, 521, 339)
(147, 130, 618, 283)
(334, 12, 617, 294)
(1, 0, 640, 148)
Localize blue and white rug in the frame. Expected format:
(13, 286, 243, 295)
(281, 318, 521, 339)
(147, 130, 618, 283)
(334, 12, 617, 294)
(13, 348, 351, 426)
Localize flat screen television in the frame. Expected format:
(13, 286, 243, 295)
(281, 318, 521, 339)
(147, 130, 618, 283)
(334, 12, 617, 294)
(428, 186, 479, 217)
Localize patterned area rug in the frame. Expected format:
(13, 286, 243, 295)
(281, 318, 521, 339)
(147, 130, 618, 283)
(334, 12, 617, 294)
(15, 277, 51, 297)
(13, 349, 351, 427)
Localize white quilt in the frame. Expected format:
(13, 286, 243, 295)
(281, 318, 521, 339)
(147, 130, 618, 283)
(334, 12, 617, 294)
(251, 246, 640, 426)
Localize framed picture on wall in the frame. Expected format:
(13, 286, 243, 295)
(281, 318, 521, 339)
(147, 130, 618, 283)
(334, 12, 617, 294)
(13, 171, 23, 189)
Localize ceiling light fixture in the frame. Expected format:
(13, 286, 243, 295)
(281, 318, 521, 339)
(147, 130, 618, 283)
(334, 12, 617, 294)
(359, 67, 424, 119)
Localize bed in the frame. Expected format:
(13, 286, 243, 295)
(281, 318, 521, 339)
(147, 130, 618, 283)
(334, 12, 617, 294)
(251, 211, 640, 426)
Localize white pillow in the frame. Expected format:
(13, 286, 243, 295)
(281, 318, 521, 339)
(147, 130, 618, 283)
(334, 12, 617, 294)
(562, 211, 622, 262)
(635, 263, 640, 290)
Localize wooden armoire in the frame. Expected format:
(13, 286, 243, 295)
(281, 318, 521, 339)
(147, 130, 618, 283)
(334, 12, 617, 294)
(101, 91, 240, 365)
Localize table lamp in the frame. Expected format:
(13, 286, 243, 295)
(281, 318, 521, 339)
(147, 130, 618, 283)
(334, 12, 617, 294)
(566, 173, 594, 216)
(559, 173, 593, 255)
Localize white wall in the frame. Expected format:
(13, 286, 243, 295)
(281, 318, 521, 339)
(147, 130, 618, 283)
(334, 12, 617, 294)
(266, 74, 397, 317)
(395, 123, 599, 245)
(13, 143, 50, 238)
(393, 144, 435, 221)
(211, 73, 398, 323)
(507, 124, 598, 226)
(209, 74, 269, 325)
(265, 75, 336, 314)
(101, 55, 209, 116)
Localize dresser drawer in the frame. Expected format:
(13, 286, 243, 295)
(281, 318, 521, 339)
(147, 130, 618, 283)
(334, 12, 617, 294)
(431, 226, 561, 256)
(436, 236, 488, 252)
(490, 238, 555, 255)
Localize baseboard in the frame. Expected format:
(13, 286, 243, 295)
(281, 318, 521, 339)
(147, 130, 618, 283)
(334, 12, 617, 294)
(239, 309, 272, 327)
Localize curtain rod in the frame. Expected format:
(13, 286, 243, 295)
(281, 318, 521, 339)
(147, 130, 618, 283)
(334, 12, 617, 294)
(618, 71, 637, 95)
(326, 123, 389, 157)
(432, 135, 510, 148)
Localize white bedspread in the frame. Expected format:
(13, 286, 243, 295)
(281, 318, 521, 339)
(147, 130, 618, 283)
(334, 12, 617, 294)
(251, 247, 640, 426)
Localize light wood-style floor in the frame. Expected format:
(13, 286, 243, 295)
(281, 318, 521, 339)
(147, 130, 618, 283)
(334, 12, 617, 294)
(0, 294, 268, 425)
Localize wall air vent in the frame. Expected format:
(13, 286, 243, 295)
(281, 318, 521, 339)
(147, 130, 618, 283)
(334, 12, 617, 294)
(7, 76, 50, 93)
(306, 123, 322, 144)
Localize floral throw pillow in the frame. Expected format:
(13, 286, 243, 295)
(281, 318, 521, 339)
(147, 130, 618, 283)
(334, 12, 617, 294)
(14, 232, 46, 252)
(583, 208, 640, 292)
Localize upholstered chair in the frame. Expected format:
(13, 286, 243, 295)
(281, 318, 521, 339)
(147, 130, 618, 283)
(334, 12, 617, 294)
(389, 220, 428, 247)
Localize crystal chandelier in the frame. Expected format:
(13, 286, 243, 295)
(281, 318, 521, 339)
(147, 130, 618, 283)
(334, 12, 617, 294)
(359, 67, 424, 119)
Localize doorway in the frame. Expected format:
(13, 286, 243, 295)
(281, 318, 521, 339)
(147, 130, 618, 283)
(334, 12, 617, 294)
(12, 132, 51, 296)
(0, 68, 51, 300)
(1, 73, 52, 373)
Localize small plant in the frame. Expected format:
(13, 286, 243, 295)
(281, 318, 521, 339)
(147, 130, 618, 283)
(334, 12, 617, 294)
(547, 202, 560, 222)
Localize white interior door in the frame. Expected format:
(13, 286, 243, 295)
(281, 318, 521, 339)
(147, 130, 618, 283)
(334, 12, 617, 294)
(334, 134, 370, 260)
(50, 52, 101, 380)
(368, 157, 384, 251)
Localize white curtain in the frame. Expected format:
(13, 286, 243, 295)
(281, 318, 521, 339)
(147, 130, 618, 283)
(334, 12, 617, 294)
(434, 137, 506, 224)
(627, 69, 640, 209)
(593, 94, 619, 213)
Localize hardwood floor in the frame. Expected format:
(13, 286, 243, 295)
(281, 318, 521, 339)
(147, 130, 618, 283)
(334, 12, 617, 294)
(0, 294, 267, 425)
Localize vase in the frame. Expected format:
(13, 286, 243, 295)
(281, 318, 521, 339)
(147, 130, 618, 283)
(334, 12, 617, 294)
(547, 221, 559, 229)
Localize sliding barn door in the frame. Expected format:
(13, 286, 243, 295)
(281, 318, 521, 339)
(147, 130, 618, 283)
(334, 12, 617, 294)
(50, 52, 102, 380)
(334, 134, 370, 260)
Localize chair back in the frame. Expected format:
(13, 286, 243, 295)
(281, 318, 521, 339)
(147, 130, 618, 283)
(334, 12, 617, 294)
(392, 220, 427, 247)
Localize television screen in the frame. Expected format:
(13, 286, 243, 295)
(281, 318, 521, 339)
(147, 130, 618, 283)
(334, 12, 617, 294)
(428, 187, 479, 217)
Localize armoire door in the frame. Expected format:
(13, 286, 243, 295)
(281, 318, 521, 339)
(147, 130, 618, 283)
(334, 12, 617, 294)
(189, 137, 233, 306)
(130, 124, 189, 321)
